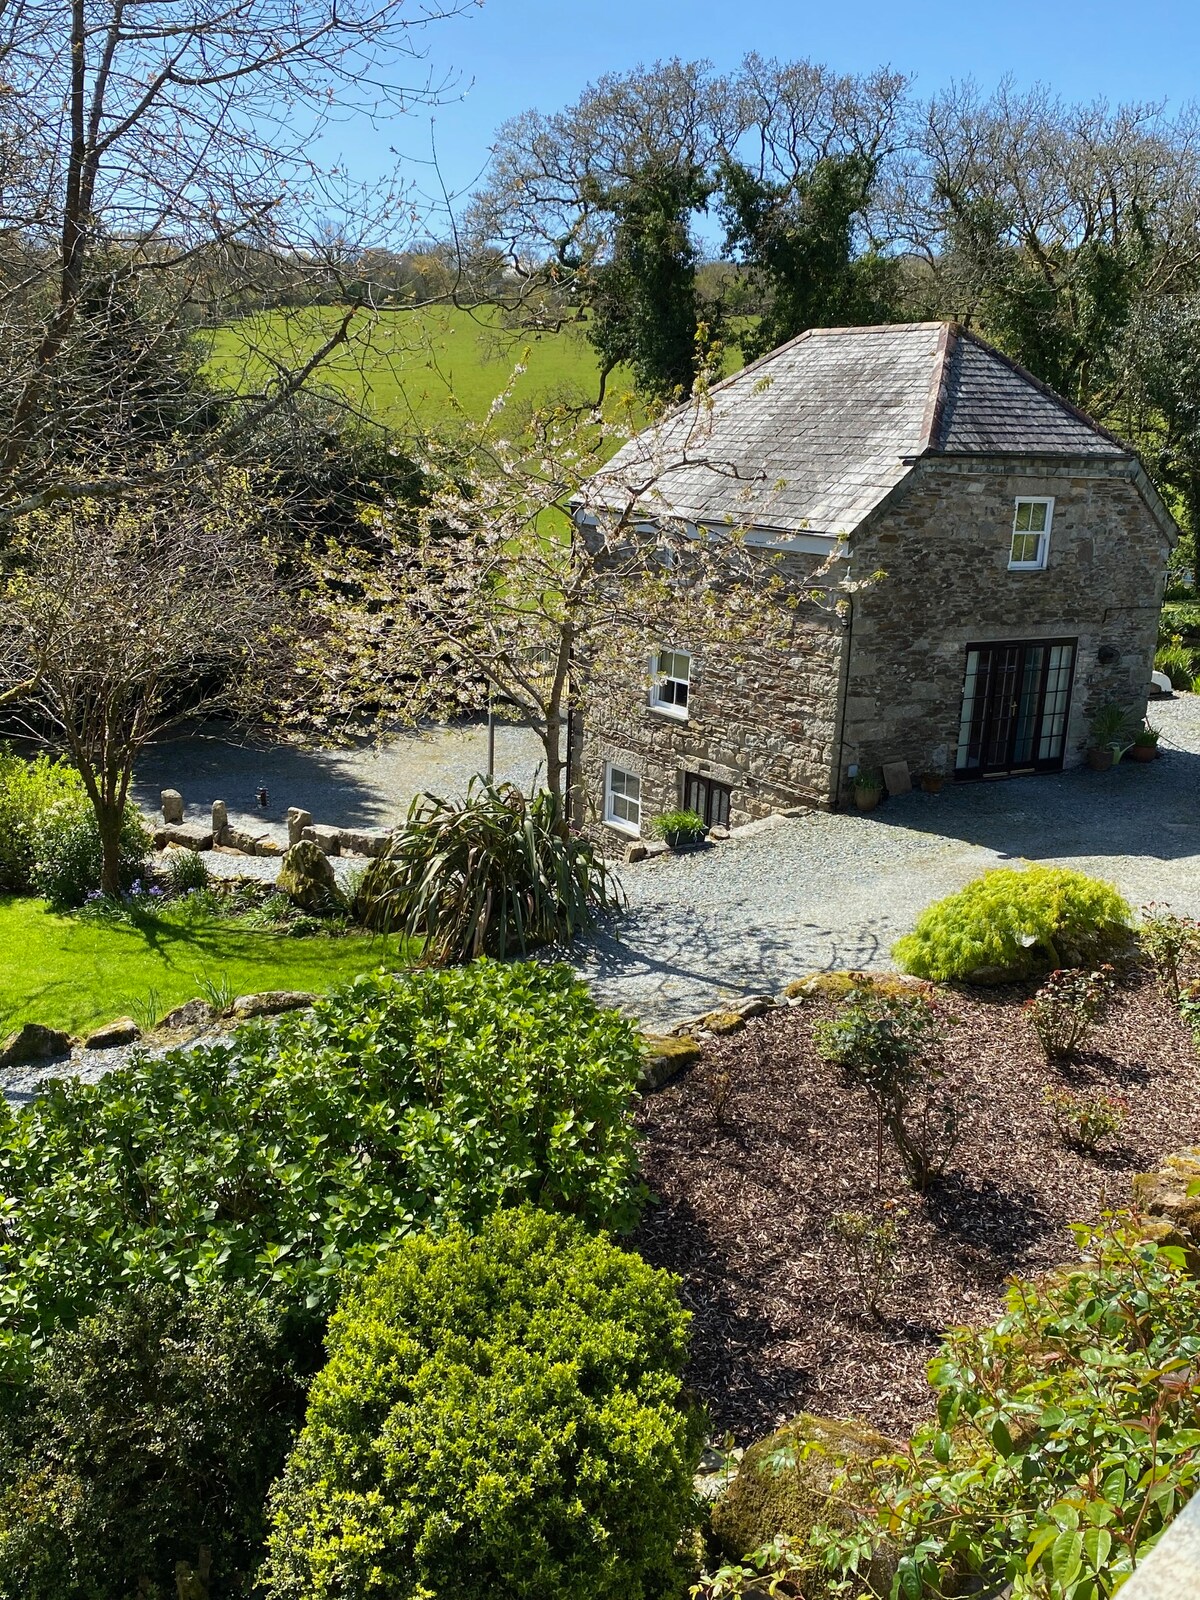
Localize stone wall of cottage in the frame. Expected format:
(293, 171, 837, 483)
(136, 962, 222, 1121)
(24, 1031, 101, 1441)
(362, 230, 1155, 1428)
(841, 457, 1172, 794)
(576, 578, 845, 848)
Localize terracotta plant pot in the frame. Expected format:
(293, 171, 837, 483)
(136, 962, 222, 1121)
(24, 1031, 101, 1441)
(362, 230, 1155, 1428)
(854, 786, 882, 811)
(1087, 747, 1115, 772)
(920, 775, 945, 794)
(1130, 743, 1158, 762)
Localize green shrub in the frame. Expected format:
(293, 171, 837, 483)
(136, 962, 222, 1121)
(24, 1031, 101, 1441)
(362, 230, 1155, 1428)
(1161, 598, 1200, 640)
(0, 1283, 305, 1600)
(0, 750, 86, 892)
(165, 847, 209, 894)
(652, 808, 707, 846)
(1155, 639, 1198, 690)
(892, 867, 1132, 982)
(0, 962, 645, 1376)
(700, 1221, 1200, 1600)
(354, 778, 623, 963)
(30, 799, 150, 909)
(260, 1206, 703, 1600)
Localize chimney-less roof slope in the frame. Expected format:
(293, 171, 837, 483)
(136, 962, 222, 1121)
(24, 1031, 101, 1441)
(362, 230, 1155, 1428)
(589, 322, 1130, 539)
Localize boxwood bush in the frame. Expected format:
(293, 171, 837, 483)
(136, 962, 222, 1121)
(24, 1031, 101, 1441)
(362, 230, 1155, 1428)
(0, 1283, 306, 1600)
(0, 962, 645, 1377)
(259, 1206, 704, 1600)
(892, 866, 1132, 982)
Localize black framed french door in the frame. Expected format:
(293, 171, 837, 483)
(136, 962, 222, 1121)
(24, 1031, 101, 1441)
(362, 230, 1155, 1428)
(954, 639, 1076, 780)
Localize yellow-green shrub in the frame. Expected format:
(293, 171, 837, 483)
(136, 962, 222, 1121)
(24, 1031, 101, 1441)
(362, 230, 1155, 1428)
(259, 1206, 703, 1600)
(892, 867, 1131, 981)
(0, 750, 86, 892)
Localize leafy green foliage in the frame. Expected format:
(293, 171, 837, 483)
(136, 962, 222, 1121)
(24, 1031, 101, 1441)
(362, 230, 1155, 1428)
(814, 990, 956, 1189)
(1155, 638, 1198, 689)
(893, 868, 1132, 982)
(1160, 600, 1200, 640)
(355, 779, 623, 963)
(0, 750, 86, 892)
(1140, 904, 1200, 1001)
(653, 808, 707, 845)
(851, 1219, 1200, 1598)
(586, 157, 712, 400)
(719, 153, 901, 362)
(1041, 1086, 1127, 1154)
(1024, 966, 1116, 1059)
(0, 963, 645, 1376)
(30, 799, 150, 909)
(260, 1206, 704, 1600)
(699, 1220, 1200, 1600)
(165, 847, 210, 894)
(0, 1283, 306, 1600)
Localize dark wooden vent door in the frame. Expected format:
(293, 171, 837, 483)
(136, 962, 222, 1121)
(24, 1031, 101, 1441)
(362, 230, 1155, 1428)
(954, 640, 1076, 780)
(683, 773, 732, 828)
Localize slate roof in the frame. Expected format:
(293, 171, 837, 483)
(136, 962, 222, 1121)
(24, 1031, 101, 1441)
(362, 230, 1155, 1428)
(587, 322, 1130, 539)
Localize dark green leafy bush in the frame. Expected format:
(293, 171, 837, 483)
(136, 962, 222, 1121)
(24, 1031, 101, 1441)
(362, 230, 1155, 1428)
(0, 750, 86, 892)
(0, 962, 645, 1376)
(0, 1283, 306, 1600)
(354, 778, 623, 962)
(699, 1220, 1200, 1600)
(814, 990, 956, 1190)
(260, 1206, 704, 1600)
(165, 846, 210, 894)
(31, 798, 150, 908)
(893, 867, 1132, 982)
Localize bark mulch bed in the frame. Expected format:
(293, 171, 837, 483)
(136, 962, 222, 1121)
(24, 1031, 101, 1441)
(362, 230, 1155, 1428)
(632, 970, 1200, 1445)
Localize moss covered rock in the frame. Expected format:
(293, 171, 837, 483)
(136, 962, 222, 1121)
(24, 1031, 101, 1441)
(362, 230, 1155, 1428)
(1133, 1146, 1200, 1241)
(710, 1413, 891, 1563)
(641, 1034, 702, 1089)
(276, 839, 347, 916)
(702, 1010, 746, 1035)
(785, 972, 934, 1003)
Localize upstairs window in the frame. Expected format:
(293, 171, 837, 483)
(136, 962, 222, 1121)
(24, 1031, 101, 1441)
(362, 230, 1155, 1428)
(650, 649, 691, 718)
(1009, 497, 1053, 570)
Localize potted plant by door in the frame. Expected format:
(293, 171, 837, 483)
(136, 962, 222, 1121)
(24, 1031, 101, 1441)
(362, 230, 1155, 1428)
(652, 809, 707, 850)
(919, 760, 947, 794)
(1086, 703, 1134, 771)
(1130, 722, 1161, 762)
(853, 769, 884, 811)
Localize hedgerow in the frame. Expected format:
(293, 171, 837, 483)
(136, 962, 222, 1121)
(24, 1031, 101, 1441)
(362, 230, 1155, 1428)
(0, 962, 645, 1376)
(259, 1206, 704, 1600)
(892, 867, 1131, 982)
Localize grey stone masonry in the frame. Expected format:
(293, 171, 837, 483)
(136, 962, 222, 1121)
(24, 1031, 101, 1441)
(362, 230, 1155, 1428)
(578, 587, 844, 848)
(840, 456, 1171, 793)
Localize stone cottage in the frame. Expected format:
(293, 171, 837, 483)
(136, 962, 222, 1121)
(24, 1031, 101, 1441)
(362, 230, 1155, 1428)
(572, 321, 1176, 841)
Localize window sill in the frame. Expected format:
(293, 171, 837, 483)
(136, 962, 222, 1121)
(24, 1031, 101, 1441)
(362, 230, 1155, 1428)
(648, 702, 689, 723)
(604, 816, 641, 838)
(1007, 562, 1047, 573)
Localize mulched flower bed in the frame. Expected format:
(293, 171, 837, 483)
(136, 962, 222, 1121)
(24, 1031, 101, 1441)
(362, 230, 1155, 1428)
(632, 969, 1200, 1444)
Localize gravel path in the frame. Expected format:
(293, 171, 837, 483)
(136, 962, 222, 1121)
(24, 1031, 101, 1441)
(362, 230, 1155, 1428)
(576, 694, 1200, 1029)
(133, 721, 545, 849)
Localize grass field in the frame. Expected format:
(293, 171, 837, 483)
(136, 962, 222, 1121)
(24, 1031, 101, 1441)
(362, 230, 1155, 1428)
(3, 897, 406, 1035)
(205, 304, 639, 427)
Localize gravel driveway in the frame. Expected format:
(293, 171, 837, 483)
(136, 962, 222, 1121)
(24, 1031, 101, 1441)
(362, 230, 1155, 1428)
(131, 700, 1200, 1033)
(577, 694, 1200, 1028)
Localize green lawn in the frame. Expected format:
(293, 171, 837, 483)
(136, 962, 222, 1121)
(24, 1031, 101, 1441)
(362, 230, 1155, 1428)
(204, 304, 637, 427)
(3, 897, 407, 1036)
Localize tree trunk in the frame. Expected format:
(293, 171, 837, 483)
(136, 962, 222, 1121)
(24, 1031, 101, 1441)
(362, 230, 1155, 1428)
(97, 802, 125, 896)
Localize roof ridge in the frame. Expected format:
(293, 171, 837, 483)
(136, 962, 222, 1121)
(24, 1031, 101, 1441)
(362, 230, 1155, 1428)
(952, 328, 1131, 456)
(918, 322, 959, 453)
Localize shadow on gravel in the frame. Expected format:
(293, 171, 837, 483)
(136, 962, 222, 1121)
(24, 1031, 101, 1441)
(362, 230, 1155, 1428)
(866, 746, 1200, 866)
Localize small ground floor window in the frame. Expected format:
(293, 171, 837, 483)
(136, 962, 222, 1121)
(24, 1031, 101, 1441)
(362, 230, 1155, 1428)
(683, 772, 732, 829)
(604, 764, 642, 833)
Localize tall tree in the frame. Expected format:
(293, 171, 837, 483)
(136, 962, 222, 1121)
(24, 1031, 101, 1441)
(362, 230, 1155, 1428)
(0, 0, 472, 526)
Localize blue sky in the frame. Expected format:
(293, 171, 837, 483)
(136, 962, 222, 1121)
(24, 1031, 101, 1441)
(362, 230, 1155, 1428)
(344, 0, 1200, 224)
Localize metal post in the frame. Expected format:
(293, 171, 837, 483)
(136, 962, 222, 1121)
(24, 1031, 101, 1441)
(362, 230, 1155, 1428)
(486, 686, 496, 781)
